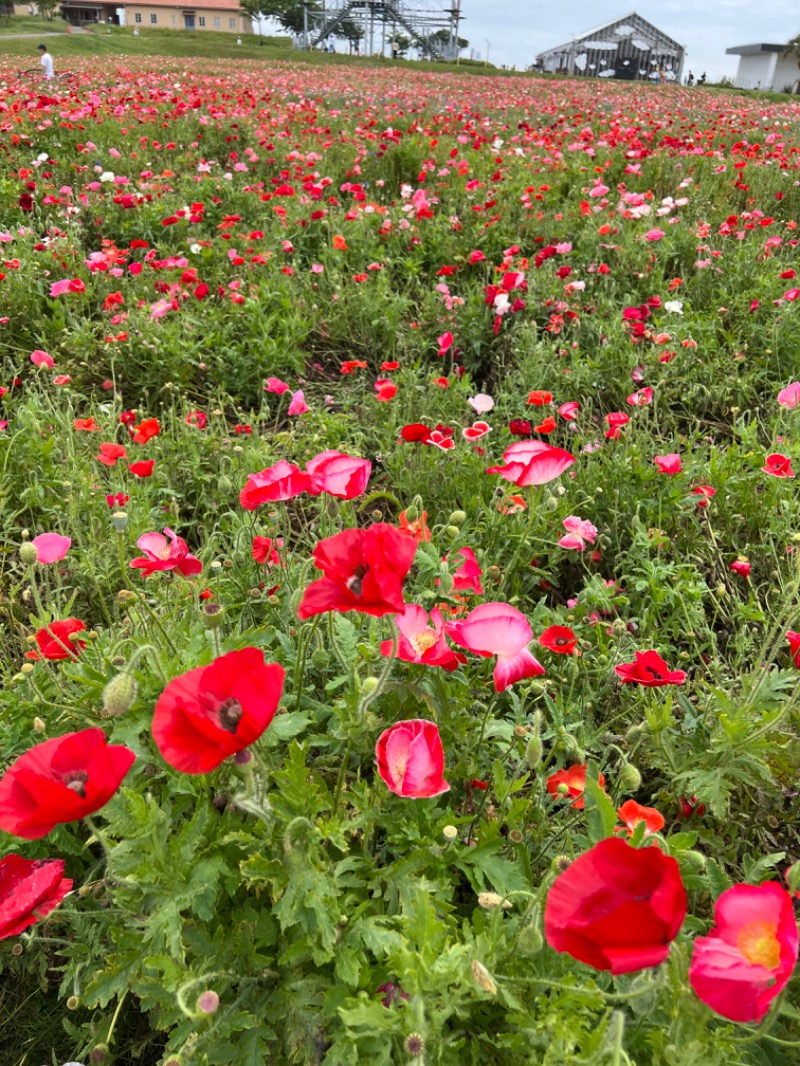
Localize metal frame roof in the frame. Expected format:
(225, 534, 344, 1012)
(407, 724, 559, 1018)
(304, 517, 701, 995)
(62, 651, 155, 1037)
(725, 43, 786, 56)
(536, 10, 684, 59)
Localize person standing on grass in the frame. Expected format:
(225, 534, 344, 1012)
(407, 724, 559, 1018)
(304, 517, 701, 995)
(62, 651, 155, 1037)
(38, 44, 54, 81)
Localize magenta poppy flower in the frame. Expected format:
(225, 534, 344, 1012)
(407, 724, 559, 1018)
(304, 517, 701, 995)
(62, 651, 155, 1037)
(381, 605, 466, 672)
(450, 547, 483, 594)
(487, 440, 575, 488)
(558, 516, 598, 552)
(30, 533, 71, 564)
(615, 650, 686, 687)
(762, 453, 795, 478)
(239, 461, 313, 509)
(288, 389, 309, 416)
(654, 454, 682, 475)
(375, 719, 450, 798)
(264, 377, 289, 394)
(445, 602, 545, 692)
(306, 450, 371, 500)
(129, 528, 202, 578)
(689, 883, 798, 1023)
(777, 382, 800, 409)
(30, 349, 55, 368)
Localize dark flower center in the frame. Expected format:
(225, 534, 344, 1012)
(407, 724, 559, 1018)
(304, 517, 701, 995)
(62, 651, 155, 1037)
(63, 770, 89, 798)
(644, 667, 664, 681)
(218, 698, 243, 734)
(346, 565, 368, 597)
(555, 637, 569, 646)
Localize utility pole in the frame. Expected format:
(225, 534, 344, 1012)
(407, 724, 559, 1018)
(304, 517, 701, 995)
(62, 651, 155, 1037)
(303, 0, 309, 49)
(485, 37, 490, 65)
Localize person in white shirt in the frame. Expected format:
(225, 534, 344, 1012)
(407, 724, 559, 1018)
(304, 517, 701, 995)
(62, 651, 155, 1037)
(38, 44, 54, 80)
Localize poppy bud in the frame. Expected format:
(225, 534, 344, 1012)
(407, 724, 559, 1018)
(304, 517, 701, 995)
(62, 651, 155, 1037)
(619, 762, 642, 791)
(111, 510, 128, 532)
(478, 891, 512, 910)
(448, 510, 467, 526)
(33, 716, 46, 732)
(403, 504, 419, 523)
(21, 663, 34, 675)
(517, 922, 544, 956)
(442, 825, 458, 841)
(102, 673, 138, 717)
(361, 676, 379, 697)
(326, 497, 340, 519)
(310, 648, 329, 670)
(117, 589, 138, 606)
(544, 494, 559, 512)
(526, 736, 543, 769)
(513, 724, 528, 738)
(438, 570, 454, 593)
(217, 475, 233, 494)
(682, 850, 706, 872)
(19, 542, 39, 565)
(471, 959, 497, 995)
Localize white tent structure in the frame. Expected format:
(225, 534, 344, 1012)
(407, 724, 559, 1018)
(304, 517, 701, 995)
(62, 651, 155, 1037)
(533, 11, 685, 83)
(725, 44, 800, 93)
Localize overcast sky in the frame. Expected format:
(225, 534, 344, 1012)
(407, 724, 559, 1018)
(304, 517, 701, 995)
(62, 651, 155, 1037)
(459, 0, 796, 78)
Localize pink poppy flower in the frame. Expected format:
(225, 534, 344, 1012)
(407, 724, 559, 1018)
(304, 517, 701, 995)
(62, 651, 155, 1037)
(49, 279, 72, 297)
(558, 516, 598, 552)
(559, 401, 580, 421)
(445, 602, 545, 692)
(450, 546, 483, 594)
(437, 331, 454, 356)
(306, 450, 371, 500)
(762, 453, 795, 478)
(487, 440, 575, 488)
(30, 349, 55, 368)
(376, 719, 450, 798)
(287, 390, 309, 416)
(381, 605, 466, 672)
(645, 228, 665, 241)
(654, 454, 682, 475)
(689, 883, 798, 1023)
(786, 630, 800, 667)
(30, 533, 71, 564)
(627, 387, 653, 406)
(777, 382, 800, 409)
(264, 377, 290, 395)
(468, 393, 494, 414)
(129, 528, 202, 578)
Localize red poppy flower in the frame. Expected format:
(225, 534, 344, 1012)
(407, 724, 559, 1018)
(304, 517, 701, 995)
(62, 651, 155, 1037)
(74, 417, 101, 432)
(449, 547, 483, 594)
(787, 630, 800, 667)
(376, 719, 450, 798)
(25, 619, 87, 661)
(252, 536, 279, 566)
(186, 410, 207, 430)
(0, 855, 73, 939)
(615, 650, 686, 687)
(399, 510, 431, 542)
(527, 390, 552, 406)
(544, 838, 687, 974)
(691, 485, 716, 507)
(762, 453, 795, 478)
(539, 625, 579, 655)
(534, 416, 557, 434)
(487, 441, 575, 488)
(306, 450, 372, 500)
(96, 442, 128, 467)
(239, 461, 313, 509)
(297, 524, 417, 620)
(0, 728, 136, 839)
(128, 460, 155, 478)
(152, 648, 285, 774)
(131, 417, 160, 444)
(400, 423, 433, 444)
(617, 799, 665, 837)
(546, 764, 604, 809)
(730, 558, 751, 578)
(508, 418, 531, 437)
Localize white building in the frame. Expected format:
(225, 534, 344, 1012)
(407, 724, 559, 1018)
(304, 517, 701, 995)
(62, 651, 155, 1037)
(726, 43, 800, 93)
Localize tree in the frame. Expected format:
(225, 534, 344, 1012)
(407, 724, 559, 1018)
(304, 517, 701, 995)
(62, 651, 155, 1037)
(239, 0, 320, 37)
(430, 28, 468, 53)
(37, 0, 61, 22)
(338, 17, 364, 48)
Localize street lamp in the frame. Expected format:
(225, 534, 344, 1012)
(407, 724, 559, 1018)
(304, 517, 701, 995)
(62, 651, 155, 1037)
(485, 37, 490, 64)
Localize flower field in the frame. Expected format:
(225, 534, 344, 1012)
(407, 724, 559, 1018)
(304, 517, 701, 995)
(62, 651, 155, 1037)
(4, 57, 800, 1065)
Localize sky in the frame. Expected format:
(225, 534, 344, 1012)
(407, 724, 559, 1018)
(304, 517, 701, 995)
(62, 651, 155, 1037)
(458, 0, 797, 79)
